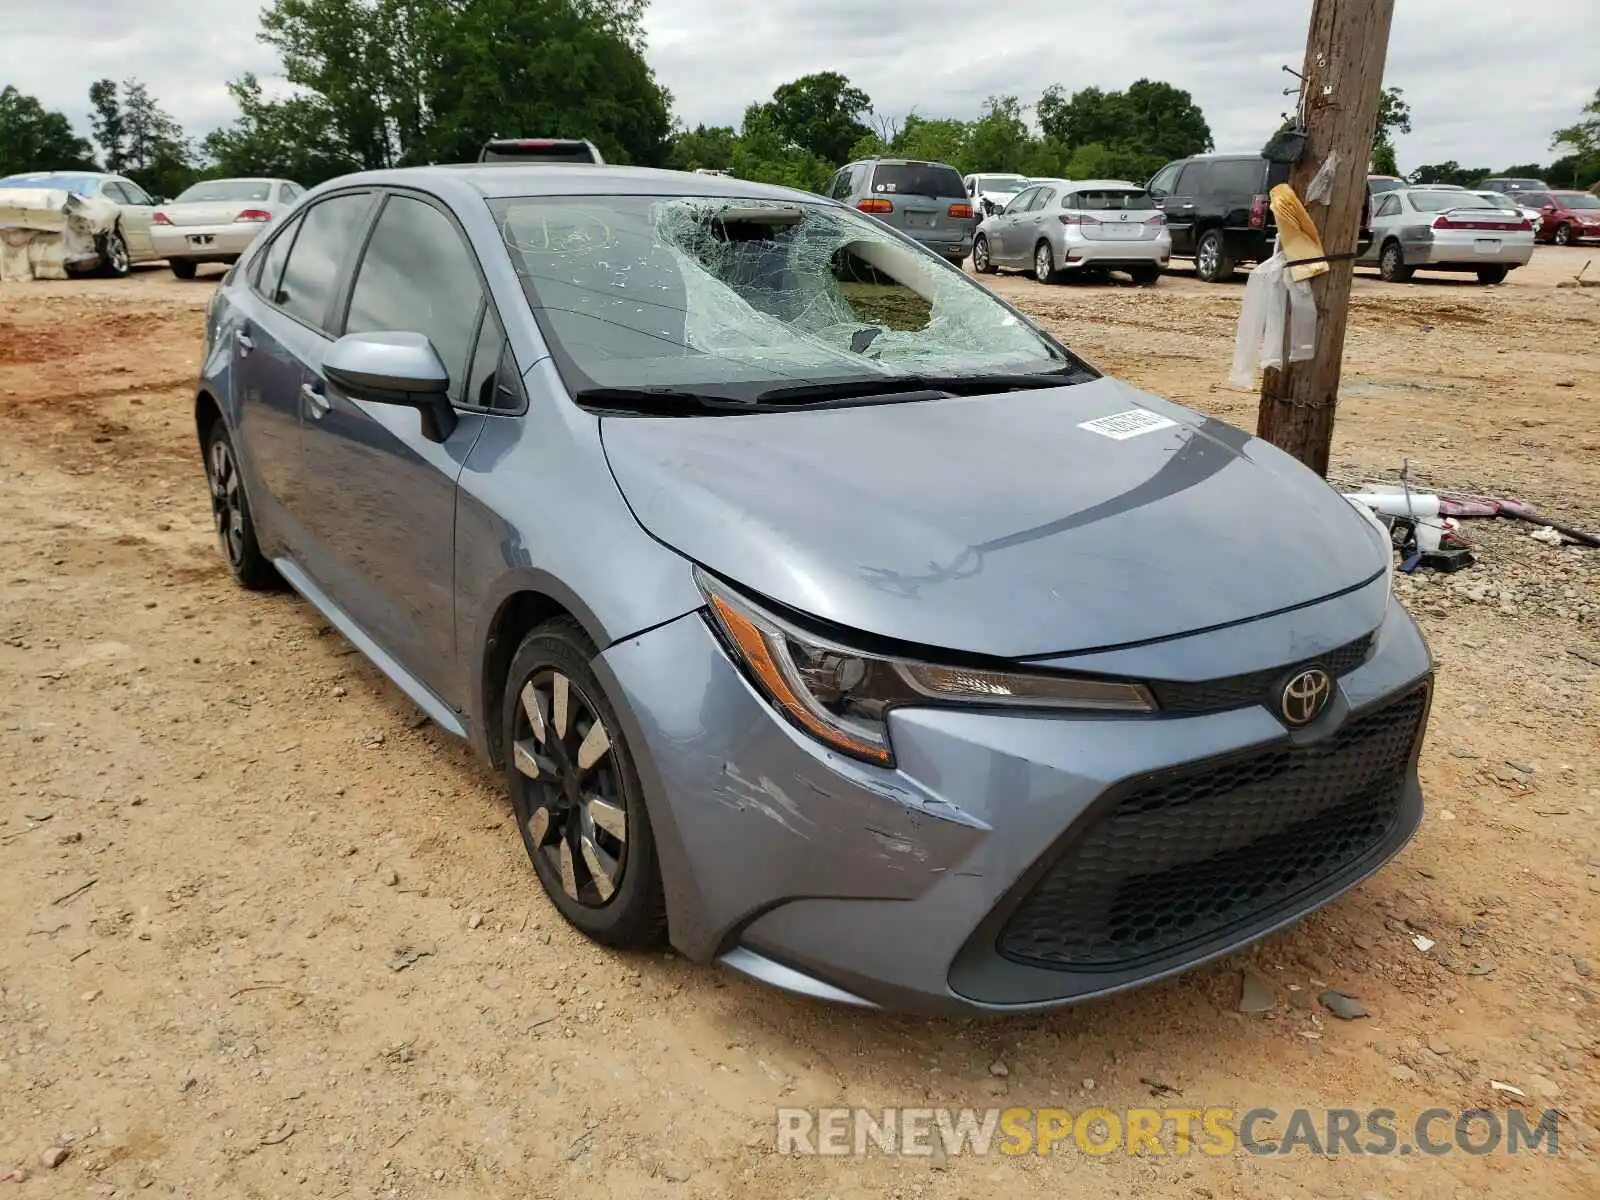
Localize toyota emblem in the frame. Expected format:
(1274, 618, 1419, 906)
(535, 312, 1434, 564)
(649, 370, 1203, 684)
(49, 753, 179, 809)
(1280, 668, 1332, 726)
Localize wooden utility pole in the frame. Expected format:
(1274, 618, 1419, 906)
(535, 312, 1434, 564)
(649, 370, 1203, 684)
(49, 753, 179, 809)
(1257, 0, 1396, 477)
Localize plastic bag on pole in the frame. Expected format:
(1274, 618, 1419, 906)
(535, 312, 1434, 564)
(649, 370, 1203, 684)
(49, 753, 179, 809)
(1228, 251, 1317, 389)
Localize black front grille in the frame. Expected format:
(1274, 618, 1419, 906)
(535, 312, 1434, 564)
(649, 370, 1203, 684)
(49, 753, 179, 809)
(1149, 634, 1374, 716)
(998, 686, 1427, 971)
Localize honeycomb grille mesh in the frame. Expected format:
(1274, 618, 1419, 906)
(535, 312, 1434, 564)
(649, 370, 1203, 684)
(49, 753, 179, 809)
(1149, 635, 1374, 716)
(998, 687, 1427, 971)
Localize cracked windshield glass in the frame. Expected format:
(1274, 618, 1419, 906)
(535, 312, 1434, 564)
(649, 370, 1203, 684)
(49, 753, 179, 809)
(492, 195, 1074, 400)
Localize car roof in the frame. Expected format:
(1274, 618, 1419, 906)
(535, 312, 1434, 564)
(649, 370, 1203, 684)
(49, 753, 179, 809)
(1062, 179, 1143, 191)
(2, 170, 113, 181)
(317, 163, 826, 204)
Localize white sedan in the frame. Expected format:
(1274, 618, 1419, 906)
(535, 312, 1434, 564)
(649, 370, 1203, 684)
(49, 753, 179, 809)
(151, 178, 304, 279)
(1359, 188, 1534, 285)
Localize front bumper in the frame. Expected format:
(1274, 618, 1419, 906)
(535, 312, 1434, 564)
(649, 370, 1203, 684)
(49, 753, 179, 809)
(151, 223, 264, 260)
(595, 582, 1433, 1015)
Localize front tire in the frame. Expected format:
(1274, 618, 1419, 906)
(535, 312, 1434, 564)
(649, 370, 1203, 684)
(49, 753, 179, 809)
(1193, 229, 1235, 283)
(203, 421, 276, 590)
(1033, 240, 1059, 284)
(98, 229, 131, 278)
(972, 234, 996, 274)
(169, 259, 198, 280)
(1378, 240, 1414, 283)
(1553, 222, 1573, 246)
(502, 620, 667, 949)
(1476, 265, 1509, 285)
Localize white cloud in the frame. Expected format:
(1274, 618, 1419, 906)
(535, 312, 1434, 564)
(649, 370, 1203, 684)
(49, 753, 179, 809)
(2, 0, 1592, 172)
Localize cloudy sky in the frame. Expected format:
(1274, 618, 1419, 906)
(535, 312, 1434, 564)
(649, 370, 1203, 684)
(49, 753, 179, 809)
(3, 0, 1594, 171)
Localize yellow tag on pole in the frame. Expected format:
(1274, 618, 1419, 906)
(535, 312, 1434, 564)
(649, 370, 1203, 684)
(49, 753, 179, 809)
(1270, 183, 1330, 282)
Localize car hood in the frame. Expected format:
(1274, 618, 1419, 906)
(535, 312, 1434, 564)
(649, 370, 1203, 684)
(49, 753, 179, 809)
(600, 378, 1386, 659)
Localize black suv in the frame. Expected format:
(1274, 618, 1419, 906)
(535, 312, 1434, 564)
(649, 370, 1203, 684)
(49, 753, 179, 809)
(1148, 153, 1370, 283)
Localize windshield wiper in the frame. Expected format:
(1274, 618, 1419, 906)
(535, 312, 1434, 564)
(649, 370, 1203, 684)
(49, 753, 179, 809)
(752, 367, 1091, 407)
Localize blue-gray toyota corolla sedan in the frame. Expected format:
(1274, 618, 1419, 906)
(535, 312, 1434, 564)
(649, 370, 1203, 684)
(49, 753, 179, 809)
(193, 164, 1432, 1015)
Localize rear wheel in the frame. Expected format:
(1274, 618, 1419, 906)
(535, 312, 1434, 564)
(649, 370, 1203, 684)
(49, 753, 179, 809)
(1378, 240, 1414, 283)
(169, 259, 198, 280)
(972, 234, 996, 274)
(1553, 222, 1573, 246)
(502, 620, 667, 949)
(203, 422, 276, 590)
(1033, 240, 1059, 284)
(1127, 264, 1162, 286)
(98, 229, 131, 278)
(1193, 229, 1235, 283)
(1476, 265, 1509, 285)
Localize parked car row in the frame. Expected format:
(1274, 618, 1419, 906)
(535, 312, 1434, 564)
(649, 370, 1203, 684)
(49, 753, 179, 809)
(0, 170, 304, 279)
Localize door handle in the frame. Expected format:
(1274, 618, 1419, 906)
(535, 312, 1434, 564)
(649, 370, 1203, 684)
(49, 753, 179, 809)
(300, 382, 330, 418)
(236, 332, 254, 356)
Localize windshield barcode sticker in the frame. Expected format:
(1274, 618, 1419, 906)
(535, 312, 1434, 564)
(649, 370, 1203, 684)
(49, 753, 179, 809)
(1078, 409, 1178, 440)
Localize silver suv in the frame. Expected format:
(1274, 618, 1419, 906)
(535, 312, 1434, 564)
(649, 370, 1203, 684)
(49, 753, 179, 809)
(825, 158, 975, 266)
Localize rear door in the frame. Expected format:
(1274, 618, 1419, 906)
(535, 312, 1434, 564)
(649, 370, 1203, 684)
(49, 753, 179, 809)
(295, 190, 496, 702)
(992, 186, 1039, 261)
(865, 161, 972, 254)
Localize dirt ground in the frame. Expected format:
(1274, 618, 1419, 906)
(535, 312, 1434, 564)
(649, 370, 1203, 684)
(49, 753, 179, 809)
(2, 247, 1597, 1199)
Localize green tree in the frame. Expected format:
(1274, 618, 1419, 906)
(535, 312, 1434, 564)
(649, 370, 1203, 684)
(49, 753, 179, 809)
(667, 124, 738, 172)
(962, 95, 1032, 174)
(729, 101, 831, 191)
(1036, 79, 1210, 168)
(891, 115, 969, 170)
(202, 74, 360, 185)
(1551, 87, 1600, 188)
(0, 86, 97, 176)
(1407, 161, 1491, 187)
(750, 71, 872, 166)
(118, 80, 197, 198)
(88, 79, 127, 172)
(257, 0, 671, 169)
(1371, 85, 1410, 174)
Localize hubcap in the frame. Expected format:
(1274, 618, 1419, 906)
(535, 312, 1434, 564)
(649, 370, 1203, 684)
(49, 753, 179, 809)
(107, 235, 128, 272)
(207, 439, 245, 566)
(512, 670, 626, 907)
(1036, 246, 1050, 280)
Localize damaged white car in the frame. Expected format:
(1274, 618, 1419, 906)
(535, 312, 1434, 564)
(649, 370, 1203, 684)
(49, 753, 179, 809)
(0, 171, 161, 281)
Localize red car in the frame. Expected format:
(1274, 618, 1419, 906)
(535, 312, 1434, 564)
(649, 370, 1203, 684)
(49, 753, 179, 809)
(1517, 190, 1600, 245)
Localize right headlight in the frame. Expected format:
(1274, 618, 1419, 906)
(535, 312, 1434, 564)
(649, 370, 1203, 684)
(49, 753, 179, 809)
(697, 570, 1156, 767)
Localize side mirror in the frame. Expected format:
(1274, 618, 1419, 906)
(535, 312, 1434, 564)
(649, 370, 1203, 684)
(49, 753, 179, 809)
(324, 331, 458, 442)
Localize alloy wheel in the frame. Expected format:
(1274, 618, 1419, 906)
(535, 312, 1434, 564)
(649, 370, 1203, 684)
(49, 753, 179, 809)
(207, 438, 246, 567)
(973, 237, 989, 272)
(105, 233, 130, 274)
(1035, 244, 1051, 282)
(1554, 224, 1571, 246)
(511, 669, 627, 906)
(1197, 237, 1219, 280)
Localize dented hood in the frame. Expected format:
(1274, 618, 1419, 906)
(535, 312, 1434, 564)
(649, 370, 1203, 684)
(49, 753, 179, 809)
(601, 378, 1387, 659)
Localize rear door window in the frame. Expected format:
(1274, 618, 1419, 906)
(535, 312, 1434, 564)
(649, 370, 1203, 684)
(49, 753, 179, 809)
(1204, 159, 1266, 194)
(274, 192, 375, 331)
(1174, 161, 1208, 193)
(870, 162, 966, 199)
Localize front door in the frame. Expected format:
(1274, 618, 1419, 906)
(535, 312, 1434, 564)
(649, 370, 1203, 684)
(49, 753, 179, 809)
(294, 192, 499, 705)
(994, 187, 1038, 262)
(1151, 162, 1201, 255)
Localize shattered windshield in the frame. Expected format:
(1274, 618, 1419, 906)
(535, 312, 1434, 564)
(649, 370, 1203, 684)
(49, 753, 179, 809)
(491, 194, 1076, 402)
